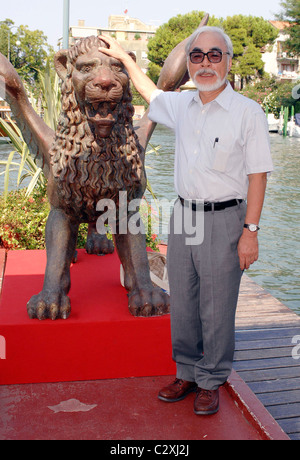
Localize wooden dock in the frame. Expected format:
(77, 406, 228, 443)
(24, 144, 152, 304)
(234, 275, 300, 440)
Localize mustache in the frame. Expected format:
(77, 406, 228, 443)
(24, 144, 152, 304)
(194, 69, 218, 77)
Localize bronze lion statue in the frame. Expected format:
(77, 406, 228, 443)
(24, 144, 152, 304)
(0, 15, 208, 320)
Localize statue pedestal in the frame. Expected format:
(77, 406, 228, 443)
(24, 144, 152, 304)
(0, 249, 175, 385)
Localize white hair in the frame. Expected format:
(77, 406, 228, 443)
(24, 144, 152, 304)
(185, 26, 234, 58)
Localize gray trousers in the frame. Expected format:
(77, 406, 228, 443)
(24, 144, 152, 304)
(167, 199, 247, 390)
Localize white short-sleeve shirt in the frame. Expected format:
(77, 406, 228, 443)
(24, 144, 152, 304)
(148, 82, 274, 202)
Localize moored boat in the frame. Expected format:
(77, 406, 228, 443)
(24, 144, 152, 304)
(267, 113, 279, 133)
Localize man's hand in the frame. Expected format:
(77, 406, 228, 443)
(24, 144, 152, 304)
(99, 35, 157, 104)
(99, 35, 132, 64)
(238, 230, 259, 270)
(238, 172, 267, 270)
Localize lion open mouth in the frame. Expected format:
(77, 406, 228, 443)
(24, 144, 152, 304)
(85, 101, 118, 125)
(84, 101, 120, 138)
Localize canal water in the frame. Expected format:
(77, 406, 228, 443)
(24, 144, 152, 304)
(0, 128, 299, 314)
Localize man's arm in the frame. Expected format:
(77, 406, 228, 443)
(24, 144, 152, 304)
(100, 35, 157, 104)
(238, 172, 267, 270)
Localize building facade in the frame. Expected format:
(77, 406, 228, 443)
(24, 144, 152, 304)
(262, 21, 300, 81)
(69, 15, 157, 74)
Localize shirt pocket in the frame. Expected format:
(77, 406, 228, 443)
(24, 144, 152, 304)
(212, 143, 230, 172)
(209, 130, 235, 173)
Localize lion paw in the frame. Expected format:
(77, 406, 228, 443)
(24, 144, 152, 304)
(85, 233, 114, 255)
(128, 287, 170, 317)
(27, 291, 71, 320)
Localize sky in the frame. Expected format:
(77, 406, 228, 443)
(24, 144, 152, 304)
(1, 0, 283, 48)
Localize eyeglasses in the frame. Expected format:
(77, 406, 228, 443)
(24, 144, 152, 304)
(189, 50, 231, 64)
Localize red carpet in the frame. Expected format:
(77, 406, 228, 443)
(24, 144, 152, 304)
(0, 249, 175, 384)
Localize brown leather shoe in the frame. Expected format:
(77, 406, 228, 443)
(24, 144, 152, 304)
(194, 388, 219, 415)
(158, 378, 197, 402)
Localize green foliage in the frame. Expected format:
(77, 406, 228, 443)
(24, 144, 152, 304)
(0, 116, 46, 202)
(147, 11, 220, 68)
(0, 19, 14, 57)
(131, 83, 148, 107)
(0, 188, 91, 251)
(0, 188, 160, 251)
(278, 0, 300, 54)
(222, 15, 278, 87)
(0, 60, 60, 202)
(0, 188, 49, 250)
(139, 198, 161, 251)
(240, 76, 298, 117)
(38, 57, 61, 131)
(0, 19, 54, 89)
(146, 62, 162, 85)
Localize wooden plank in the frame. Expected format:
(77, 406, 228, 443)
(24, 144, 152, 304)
(266, 402, 300, 420)
(236, 304, 296, 313)
(235, 327, 300, 341)
(248, 378, 300, 394)
(233, 356, 296, 371)
(236, 317, 300, 328)
(234, 347, 293, 360)
(257, 389, 300, 406)
(277, 417, 300, 435)
(289, 433, 300, 440)
(235, 337, 296, 350)
(236, 366, 300, 382)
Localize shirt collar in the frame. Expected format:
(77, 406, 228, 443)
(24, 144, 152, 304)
(191, 81, 234, 112)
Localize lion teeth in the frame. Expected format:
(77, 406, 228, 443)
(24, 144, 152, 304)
(86, 101, 118, 121)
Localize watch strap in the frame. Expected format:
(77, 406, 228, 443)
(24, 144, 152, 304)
(244, 224, 260, 232)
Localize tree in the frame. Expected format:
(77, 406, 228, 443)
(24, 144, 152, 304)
(0, 19, 54, 89)
(238, 43, 265, 84)
(222, 15, 278, 88)
(147, 11, 221, 82)
(278, 0, 300, 54)
(0, 19, 14, 58)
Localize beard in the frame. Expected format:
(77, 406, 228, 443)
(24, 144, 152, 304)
(191, 69, 227, 92)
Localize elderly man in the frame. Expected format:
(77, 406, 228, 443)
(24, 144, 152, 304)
(101, 26, 273, 415)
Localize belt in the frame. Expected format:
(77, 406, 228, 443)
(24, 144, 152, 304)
(179, 196, 243, 212)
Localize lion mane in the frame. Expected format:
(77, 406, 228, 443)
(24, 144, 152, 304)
(49, 36, 145, 221)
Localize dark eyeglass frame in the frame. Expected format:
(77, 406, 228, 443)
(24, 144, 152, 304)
(189, 50, 231, 64)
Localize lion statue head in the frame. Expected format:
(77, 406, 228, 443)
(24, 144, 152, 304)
(49, 35, 145, 221)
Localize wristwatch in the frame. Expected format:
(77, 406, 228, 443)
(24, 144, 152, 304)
(244, 223, 260, 232)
